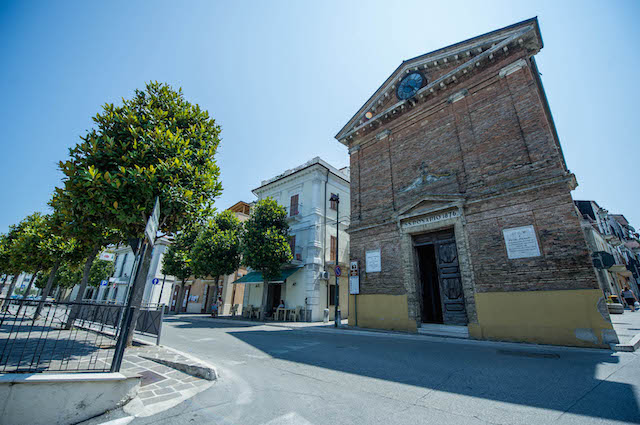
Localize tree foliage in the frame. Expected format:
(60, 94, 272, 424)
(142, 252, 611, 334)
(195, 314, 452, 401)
(192, 211, 242, 279)
(9, 213, 53, 274)
(57, 81, 223, 239)
(88, 259, 116, 287)
(241, 198, 292, 281)
(161, 227, 199, 282)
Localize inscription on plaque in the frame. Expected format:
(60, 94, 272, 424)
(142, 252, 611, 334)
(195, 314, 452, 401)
(365, 249, 381, 273)
(503, 225, 541, 259)
(402, 209, 458, 229)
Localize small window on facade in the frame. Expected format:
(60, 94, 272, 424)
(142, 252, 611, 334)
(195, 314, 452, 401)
(329, 284, 336, 306)
(330, 193, 338, 210)
(290, 194, 299, 216)
(330, 236, 337, 262)
(289, 235, 296, 257)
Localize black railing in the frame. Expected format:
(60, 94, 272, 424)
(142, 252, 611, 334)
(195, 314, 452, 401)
(0, 297, 127, 373)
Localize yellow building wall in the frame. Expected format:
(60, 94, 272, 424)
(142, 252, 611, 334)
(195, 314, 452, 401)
(470, 289, 616, 348)
(348, 294, 417, 332)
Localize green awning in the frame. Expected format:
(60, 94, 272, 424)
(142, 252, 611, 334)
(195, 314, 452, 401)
(233, 267, 301, 284)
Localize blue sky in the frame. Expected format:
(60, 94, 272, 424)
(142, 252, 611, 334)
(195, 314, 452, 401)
(1, 0, 638, 232)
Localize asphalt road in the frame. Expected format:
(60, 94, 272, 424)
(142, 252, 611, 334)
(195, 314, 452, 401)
(129, 315, 640, 425)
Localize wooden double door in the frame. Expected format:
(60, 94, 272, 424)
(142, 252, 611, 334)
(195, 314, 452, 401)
(414, 230, 468, 325)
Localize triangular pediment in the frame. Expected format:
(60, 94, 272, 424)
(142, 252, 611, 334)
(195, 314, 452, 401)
(336, 18, 542, 145)
(398, 195, 464, 221)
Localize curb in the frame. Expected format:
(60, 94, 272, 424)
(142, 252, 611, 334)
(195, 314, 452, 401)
(139, 345, 218, 381)
(611, 332, 640, 352)
(170, 314, 614, 355)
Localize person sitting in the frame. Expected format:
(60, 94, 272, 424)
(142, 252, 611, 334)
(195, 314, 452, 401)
(278, 299, 285, 309)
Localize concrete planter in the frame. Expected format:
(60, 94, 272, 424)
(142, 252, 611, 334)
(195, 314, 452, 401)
(0, 373, 140, 425)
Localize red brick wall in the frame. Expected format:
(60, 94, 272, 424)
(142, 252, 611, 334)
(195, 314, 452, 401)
(348, 47, 598, 296)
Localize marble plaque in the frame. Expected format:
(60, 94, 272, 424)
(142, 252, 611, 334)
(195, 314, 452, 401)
(503, 225, 541, 259)
(365, 249, 381, 273)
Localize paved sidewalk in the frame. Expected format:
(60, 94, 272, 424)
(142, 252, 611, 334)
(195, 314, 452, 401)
(610, 309, 640, 351)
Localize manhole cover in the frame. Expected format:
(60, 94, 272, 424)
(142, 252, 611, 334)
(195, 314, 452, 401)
(139, 370, 167, 387)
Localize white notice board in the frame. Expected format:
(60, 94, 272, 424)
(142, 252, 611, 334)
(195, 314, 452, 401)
(366, 249, 381, 273)
(503, 225, 541, 259)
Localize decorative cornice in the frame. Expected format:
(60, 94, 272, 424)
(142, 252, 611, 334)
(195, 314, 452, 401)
(336, 18, 542, 145)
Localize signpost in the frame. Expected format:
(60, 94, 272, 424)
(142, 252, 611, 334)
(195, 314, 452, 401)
(100, 280, 108, 287)
(335, 266, 341, 277)
(349, 261, 359, 327)
(152, 278, 159, 285)
(99, 252, 116, 262)
(145, 197, 160, 247)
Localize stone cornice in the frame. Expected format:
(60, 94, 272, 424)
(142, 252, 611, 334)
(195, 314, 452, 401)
(336, 18, 542, 145)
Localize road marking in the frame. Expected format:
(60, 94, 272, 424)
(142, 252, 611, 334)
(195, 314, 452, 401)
(97, 416, 135, 425)
(245, 354, 270, 360)
(262, 412, 314, 425)
(193, 337, 215, 342)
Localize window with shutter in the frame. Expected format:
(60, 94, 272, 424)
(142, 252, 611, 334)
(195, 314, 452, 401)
(290, 194, 299, 216)
(289, 235, 296, 257)
(330, 193, 338, 210)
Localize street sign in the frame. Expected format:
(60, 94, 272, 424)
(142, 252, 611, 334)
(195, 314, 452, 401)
(145, 197, 160, 246)
(335, 266, 341, 277)
(349, 261, 360, 295)
(152, 278, 160, 285)
(100, 280, 108, 286)
(99, 252, 116, 262)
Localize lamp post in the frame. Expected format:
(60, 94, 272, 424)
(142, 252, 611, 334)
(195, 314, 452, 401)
(330, 193, 341, 328)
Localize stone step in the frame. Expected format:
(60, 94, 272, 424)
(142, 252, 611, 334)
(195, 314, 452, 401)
(417, 323, 469, 339)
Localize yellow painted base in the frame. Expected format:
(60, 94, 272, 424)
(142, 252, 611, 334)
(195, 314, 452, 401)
(348, 294, 417, 333)
(472, 289, 616, 348)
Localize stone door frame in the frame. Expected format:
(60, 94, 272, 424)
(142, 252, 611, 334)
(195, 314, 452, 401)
(397, 198, 477, 328)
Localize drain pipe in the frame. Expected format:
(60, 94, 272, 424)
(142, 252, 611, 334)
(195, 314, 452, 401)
(323, 171, 329, 312)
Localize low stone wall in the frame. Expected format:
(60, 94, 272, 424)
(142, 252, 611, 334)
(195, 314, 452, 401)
(0, 372, 140, 425)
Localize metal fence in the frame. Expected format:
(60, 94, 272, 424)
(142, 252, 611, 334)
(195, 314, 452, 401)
(0, 297, 126, 373)
(0, 297, 164, 374)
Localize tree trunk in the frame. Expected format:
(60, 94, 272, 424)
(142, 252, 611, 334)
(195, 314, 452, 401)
(125, 240, 154, 347)
(260, 280, 270, 320)
(175, 279, 186, 316)
(213, 276, 220, 315)
(65, 246, 100, 329)
(2, 274, 20, 311)
(34, 259, 61, 321)
(16, 268, 41, 316)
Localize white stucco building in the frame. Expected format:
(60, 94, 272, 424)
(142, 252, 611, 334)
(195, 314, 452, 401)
(238, 157, 350, 321)
(76, 237, 175, 307)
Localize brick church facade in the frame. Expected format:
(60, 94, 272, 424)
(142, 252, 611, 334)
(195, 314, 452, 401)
(336, 18, 617, 348)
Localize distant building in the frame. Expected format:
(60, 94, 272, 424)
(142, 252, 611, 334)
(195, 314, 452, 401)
(236, 157, 350, 322)
(176, 201, 252, 315)
(72, 237, 175, 307)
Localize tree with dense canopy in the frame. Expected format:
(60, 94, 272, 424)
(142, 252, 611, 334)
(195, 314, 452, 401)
(241, 198, 292, 317)
(192, 210, 243, 313)
(57, 81, 223, 343)
(162, 227, 199, 314)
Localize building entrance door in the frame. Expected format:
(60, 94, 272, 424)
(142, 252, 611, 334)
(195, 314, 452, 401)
(266, 284, 282, 317)
(170, 285, 179, 312)
(414, 230, 468, 325)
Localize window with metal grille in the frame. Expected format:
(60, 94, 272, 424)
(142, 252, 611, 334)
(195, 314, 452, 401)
(329, 284, 336, 306)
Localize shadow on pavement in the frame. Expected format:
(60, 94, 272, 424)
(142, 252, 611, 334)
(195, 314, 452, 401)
(224, 327, 639, 423)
